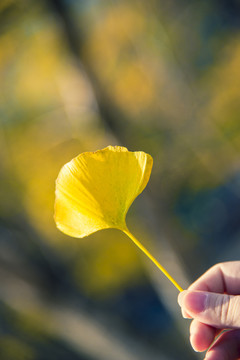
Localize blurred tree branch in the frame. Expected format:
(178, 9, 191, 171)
(45, 0, 130, 140)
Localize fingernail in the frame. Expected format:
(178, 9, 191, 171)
(181, 308, 192, 319)
(184, 291, 208, 313)
(178, 290, 187, 307)
(178, 291, 193, 319)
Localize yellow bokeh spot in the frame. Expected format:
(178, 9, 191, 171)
(72, 229, 144, 297)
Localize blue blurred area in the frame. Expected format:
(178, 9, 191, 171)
(175, 173, 240, 261)
(105, 282, 172, 338)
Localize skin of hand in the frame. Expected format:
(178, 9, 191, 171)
(177, 261, 240, 360)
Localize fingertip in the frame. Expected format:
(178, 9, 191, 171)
(204, 349, 222, 360)
(190, 320, 216, 352)
(204, 329, 240, 360)
(189, 334, 201, 352)
(178, 291, 193, 319)
(190, 332, 210, 353)
(177, 290, 187, 307)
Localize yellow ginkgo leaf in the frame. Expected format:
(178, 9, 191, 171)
(54, 145, 152, 237)
(54, 145, 183, 292)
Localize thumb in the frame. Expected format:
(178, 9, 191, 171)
(178, 290, 240, 329)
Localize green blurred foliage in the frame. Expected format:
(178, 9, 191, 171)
(0, 336, 35, 360)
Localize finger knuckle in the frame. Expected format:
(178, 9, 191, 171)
(217, 295, 239, 327)
(218, 295, 231, 326)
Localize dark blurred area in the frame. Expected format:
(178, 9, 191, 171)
(1, 0, 240, 359)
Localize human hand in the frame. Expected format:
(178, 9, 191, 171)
(178, 261, 240, 360)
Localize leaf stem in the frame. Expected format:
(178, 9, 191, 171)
(122, 227, 183, 292)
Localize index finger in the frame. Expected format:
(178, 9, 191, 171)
(188, 261, 240, 295)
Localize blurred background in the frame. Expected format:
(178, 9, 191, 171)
(1, 0, 240, 359)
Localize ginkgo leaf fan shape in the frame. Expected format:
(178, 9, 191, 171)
(54, 146, 183, 292)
